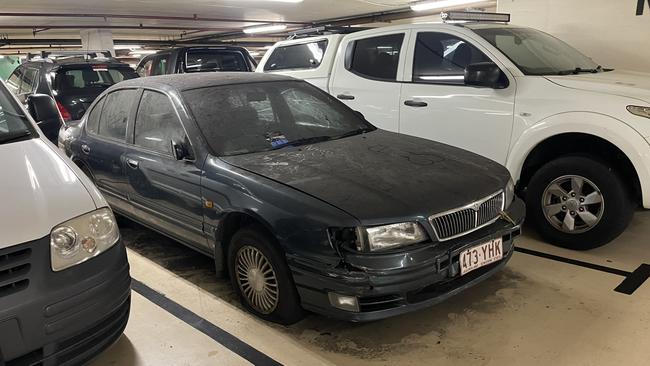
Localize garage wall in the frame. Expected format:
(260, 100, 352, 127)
(498, 0, 650, 72)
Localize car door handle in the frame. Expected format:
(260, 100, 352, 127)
(404, 100, 428, 107)
(81, 144, 91, 155)
(337, 94, 355, 100)
(126, 159, 139, 169)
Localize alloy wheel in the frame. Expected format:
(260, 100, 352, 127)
(542, 175, 604, 234)
(235, 246, 279, 314)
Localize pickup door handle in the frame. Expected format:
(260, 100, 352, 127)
(337, 94, 355, 100)
(126, 159, 139, 170)
(81, 144, 91, 155)
(404, 100, 428, 107)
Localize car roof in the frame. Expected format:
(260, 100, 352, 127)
(114, 72, 295, 92)
(24, 57, 129, 67)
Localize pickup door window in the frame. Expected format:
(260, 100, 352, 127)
(329, 32, 407, 132)
(264, 40, 328, 71)
(399, 31, 515, 164)
(124, 90, 206, 250)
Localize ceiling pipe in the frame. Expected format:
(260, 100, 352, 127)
(0, 38, 275, 48)
(0, 12, 309, 25)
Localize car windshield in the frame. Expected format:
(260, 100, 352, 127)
(472, 26, 602, 75)
(185, 49, 250, 72)
(54, 66, 138, 93)
(0, 84, 35, 144)
(183, 81, 376, 156)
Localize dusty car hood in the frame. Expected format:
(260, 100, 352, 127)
(0, 138, 97, 248)
(221, 130, 510, 223)
(545, 70, 650, 103)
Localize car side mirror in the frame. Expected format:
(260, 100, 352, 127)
(464, 62, 508, 89)
(26, 94, 63, 125)
(171, 139, 194, 161)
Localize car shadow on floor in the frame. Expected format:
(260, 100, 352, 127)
(117, 216, 539, 360)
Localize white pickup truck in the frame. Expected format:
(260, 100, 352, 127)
(257, 18, 650, 250)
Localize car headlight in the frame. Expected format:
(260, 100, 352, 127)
(505, 177, 515, 209)
(627, 105, 650, 119)
(357, 222, 428, 252)
(50, 207, 120, 271)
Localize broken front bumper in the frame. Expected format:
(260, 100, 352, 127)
(289, 198, 525, 322)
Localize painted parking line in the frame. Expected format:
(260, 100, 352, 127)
(131, 278, 282, 366)
(514, 247, 650, 295)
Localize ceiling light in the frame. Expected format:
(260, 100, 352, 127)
(130, 50, 157, 55)
(248, 51, 261, 56)
(258, 0, 303, 2)
(114, 44, 142, 50)
(410, 0, 485, 12)
(243, 24, 287, 34)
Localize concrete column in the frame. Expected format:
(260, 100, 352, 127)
(80, 29, 115, 56)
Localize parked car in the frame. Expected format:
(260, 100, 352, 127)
(6, 51, 138, 144)
(257, 14, 650, 250)
(135, 46, 256, 77)
(66, 72, 524, 323)
(0, 79, 131, 364)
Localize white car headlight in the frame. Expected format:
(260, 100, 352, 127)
(627, 105, 650, 119)
(505, 177, 515, 209)
(50, 207, 120, 271)
(358, 222, 428, 252)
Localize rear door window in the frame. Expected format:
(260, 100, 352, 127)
(18, 68, 38, 94)
(5, 68, 22, 95)
(412, 32, 492, 85)
(264, 40, 328, 71)
(137, 58, 153, 77)
(134, 90, 186, 155)
(348, 34, 405, 81)
(185, 49, 250, 72)
(86, 97, 105, 135)
(150, 55, 171, 75)
(97, 89, 137, 141)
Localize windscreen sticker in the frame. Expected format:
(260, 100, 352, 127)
(266, 132, 289, 148)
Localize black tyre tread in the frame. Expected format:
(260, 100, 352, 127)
(527, 155, 635, 250)
(227, 225, 304, 325)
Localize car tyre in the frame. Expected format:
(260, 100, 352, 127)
(527, 155, 635, 250)
(227, 225, 304, 325)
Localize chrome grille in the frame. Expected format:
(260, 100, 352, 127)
(429, 191, 504, 241)
(0, 247, 31, 298)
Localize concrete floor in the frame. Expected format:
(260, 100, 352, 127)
(90, 212, 650, 366)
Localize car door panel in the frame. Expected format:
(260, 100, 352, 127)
(124, 89, 206, 250)
(399, 30, 516, 164)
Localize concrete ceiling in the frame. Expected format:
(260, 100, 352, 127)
(0, 0, 496, 55)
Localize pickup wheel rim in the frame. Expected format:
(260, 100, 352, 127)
(235, 246, 279, 314)
(542, 175, 604, 234)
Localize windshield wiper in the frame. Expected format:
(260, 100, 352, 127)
(336, 126, 376, 139)
(557, 65, 603, 75)
(272, 135, 332, 150)
(0, 130, 32, 145)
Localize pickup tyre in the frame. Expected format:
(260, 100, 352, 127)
(526, 156, 635, 250)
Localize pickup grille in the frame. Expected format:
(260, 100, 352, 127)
(0, 247, 32, 298)
(429, 191, 504, 241)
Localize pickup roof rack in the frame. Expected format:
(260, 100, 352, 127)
(287, 25, 374, 40)
(26, 50, 115, 62)
(441, 11, 511, 24)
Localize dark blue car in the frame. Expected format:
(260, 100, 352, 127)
(68, 73, 524, 324)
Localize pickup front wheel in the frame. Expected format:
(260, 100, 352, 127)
(527, 156, 635, 250)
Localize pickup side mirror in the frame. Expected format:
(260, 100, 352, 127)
(464, 62, 509, 89)
(27, 94, 62, 124)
